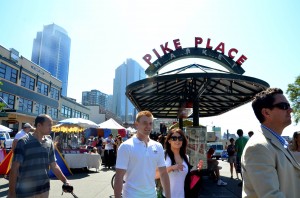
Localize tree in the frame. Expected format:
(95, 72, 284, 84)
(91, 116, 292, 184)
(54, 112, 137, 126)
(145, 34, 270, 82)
(286, 75, 300, 124)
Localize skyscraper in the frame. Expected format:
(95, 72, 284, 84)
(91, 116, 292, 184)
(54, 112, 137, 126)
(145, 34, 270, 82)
(82, 89, 108, 109)
(113, 58, 146, 123)
(106, 95, 113, 112)
(31, 23, 71, 96)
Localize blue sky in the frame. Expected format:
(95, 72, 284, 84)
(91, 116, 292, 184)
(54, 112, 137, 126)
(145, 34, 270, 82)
(0, 0, 299, 136)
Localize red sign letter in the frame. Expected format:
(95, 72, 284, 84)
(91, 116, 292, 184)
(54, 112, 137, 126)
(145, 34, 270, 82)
(173, 39, 182, 50)
(153, 49, 161, 58)
(143, 54, 152, 65)
(195, 37, 203, 48)
(215, 42, 225, 54)
(160, 42, 173, 55)
(206, 38, 213, 49)
(228, 48, 238, 59)
(236, 55, 247, 65)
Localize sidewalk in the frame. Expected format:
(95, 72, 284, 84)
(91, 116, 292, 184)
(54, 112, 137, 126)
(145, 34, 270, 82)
(198, 160, 242, 197)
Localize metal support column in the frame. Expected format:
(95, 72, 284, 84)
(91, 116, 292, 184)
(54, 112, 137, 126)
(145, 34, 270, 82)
(179, 118, 183, 129)
(193, 99, 199, 126)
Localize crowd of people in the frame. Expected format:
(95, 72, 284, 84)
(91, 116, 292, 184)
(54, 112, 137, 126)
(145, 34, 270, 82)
(84, 133, 126, 170)
(113, 88, 300, 198)
(5, 87, 300, 198)
(114, 111, 221, 198)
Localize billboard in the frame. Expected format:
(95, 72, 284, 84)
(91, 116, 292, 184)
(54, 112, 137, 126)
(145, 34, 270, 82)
(186, 126, 207, 169)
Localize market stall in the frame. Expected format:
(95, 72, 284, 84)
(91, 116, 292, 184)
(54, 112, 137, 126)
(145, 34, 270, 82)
(52, 123, 86, 152)
(97, 118, 126, 138)
(51, 118, 101, 170)
(64, 153, 101, 171)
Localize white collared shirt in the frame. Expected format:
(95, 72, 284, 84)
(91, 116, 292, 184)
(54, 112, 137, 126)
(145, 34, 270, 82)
(116, 135, 165, 198)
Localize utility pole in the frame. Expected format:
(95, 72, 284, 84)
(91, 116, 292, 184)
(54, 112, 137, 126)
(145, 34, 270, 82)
(227, 129, 229, 140)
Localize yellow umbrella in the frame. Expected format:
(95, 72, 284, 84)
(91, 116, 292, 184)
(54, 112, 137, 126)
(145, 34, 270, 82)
(52, 123, 84, 133)
(52, 118, 98, 133)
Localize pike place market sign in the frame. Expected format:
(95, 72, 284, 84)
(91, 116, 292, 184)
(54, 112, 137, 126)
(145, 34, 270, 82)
(143, 37, 247, 76)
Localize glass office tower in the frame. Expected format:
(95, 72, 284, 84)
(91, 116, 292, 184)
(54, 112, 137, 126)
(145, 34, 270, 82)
(31, 24, 71, 96)
(82, 89, 108, 109)
(113, 58, 146, 124)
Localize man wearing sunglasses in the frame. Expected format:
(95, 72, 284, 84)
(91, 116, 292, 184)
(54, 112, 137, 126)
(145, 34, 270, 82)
(241, 88, 300, 197)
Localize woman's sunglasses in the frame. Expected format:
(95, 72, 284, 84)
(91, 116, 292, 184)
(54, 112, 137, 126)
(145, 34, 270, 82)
(170, 136, 183, 141)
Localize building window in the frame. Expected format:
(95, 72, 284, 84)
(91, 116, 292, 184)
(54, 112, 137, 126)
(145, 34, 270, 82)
(49, 107, 58, 119)
(82, 113, 89, 120)
(0, 62, 18, 83)
(61, 105, 72, 118)
(73, 110, 81, 118)
(19, 97, 33, 113)
(50, 87, 59, 100)
(36, 103, 46, 115)
(21, 73, 35, 90)
(37, 81, 48, 96)
(0, 92, 15, 109)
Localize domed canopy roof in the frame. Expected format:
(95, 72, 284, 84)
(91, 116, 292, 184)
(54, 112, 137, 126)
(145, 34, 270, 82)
(126, 64, 269, 119)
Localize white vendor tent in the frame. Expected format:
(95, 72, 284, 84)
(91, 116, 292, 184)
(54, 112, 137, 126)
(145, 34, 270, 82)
(98, 118, 125, 129)
(97, 118, 126, 138)
(126, 127, 137, 134)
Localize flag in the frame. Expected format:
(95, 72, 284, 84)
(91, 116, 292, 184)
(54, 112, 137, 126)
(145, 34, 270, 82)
(49, 148, 72, 177)
(0, 150, 13, 175)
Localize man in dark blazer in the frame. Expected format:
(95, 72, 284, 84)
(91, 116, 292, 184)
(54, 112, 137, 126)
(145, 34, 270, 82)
(242, 87, 300, 197)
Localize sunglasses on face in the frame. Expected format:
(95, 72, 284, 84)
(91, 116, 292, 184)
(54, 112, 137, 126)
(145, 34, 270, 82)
(271, 102, 290, 110)
(170, 136, 183, 141)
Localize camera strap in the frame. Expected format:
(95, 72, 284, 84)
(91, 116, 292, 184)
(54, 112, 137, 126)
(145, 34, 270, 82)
(61, 191, 79, 198)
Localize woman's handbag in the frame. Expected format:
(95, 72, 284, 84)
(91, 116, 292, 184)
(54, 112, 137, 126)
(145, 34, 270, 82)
(184, 160, 203, 197)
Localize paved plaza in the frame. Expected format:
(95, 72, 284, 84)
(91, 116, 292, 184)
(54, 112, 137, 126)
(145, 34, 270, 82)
(0, 160, 241, 198)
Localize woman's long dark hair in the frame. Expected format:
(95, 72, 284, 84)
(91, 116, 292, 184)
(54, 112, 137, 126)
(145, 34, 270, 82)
(164, 128, 191, 168)
(290, 131, 300, 151)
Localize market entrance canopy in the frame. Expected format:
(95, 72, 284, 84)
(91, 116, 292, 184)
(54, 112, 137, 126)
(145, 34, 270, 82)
(126, 69, 269, 118)
(127, 37, 269, 121)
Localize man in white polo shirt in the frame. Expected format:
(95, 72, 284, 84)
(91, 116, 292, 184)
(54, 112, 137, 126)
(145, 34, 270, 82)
(114, 111, 170, 198)
(12, 123, 34, 151)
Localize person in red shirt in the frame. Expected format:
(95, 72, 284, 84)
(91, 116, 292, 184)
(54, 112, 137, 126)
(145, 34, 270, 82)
(207, 148, 227, 186)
